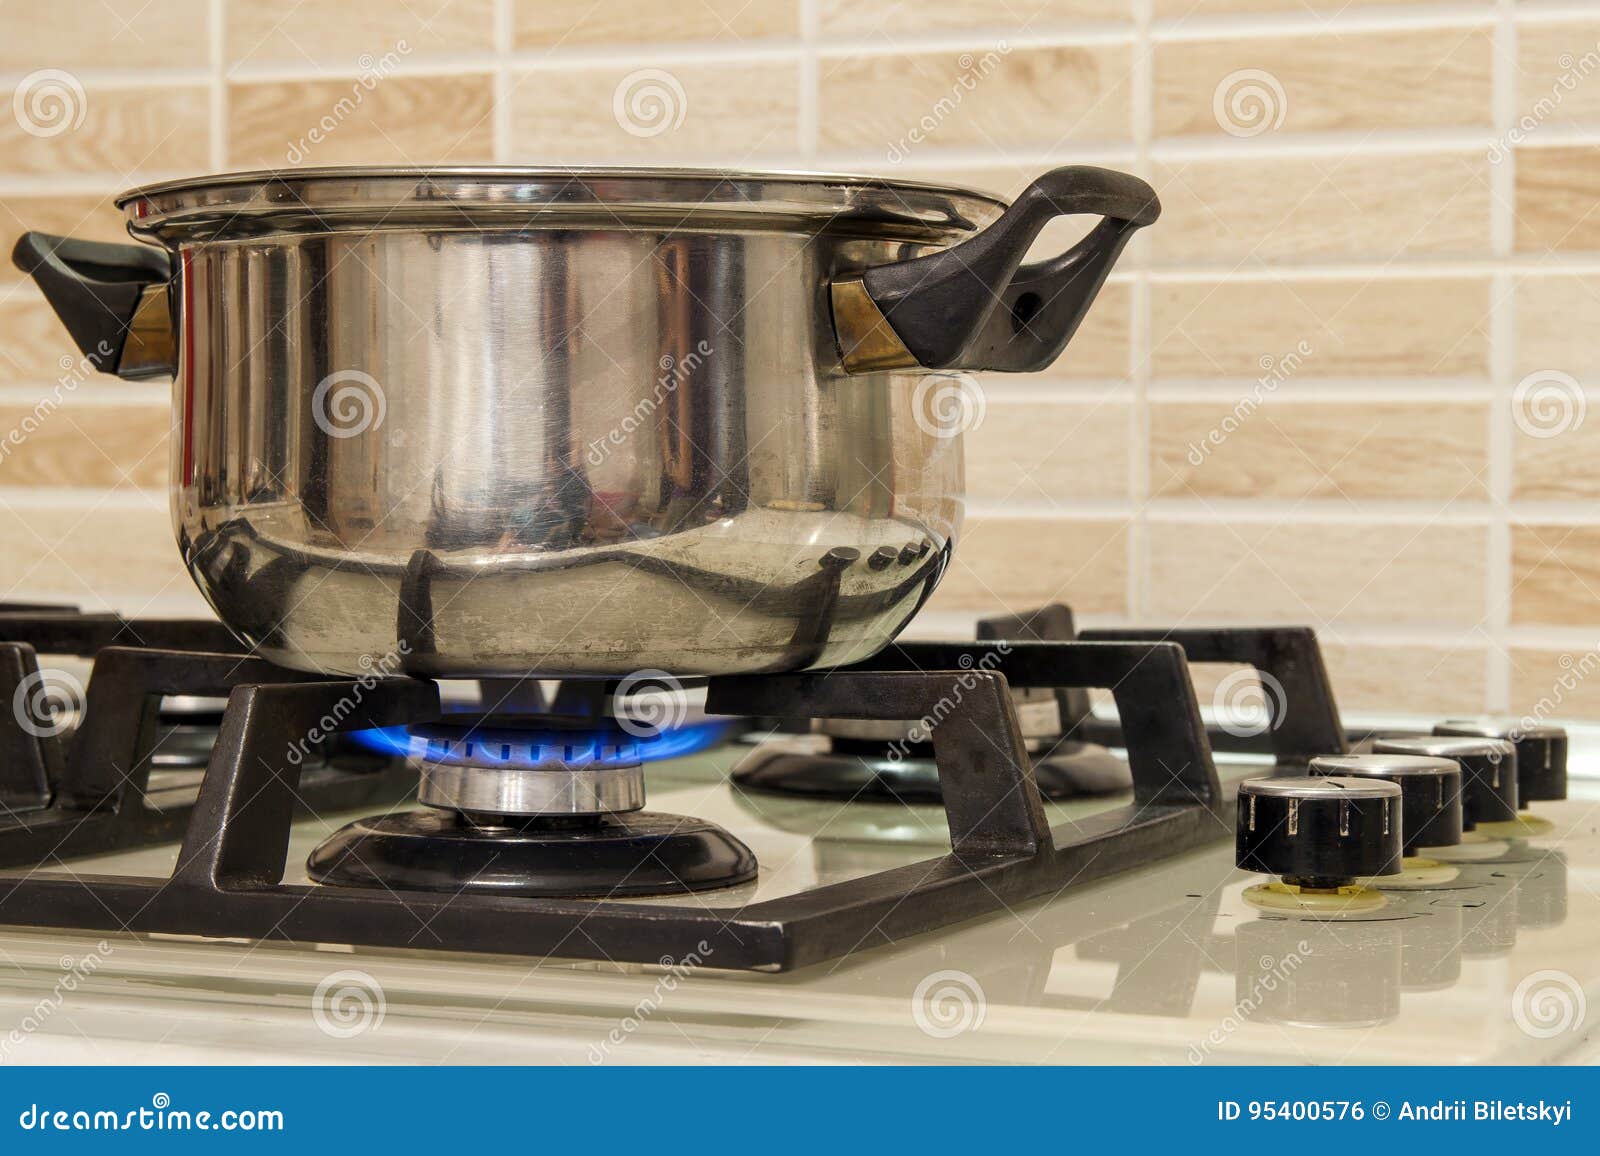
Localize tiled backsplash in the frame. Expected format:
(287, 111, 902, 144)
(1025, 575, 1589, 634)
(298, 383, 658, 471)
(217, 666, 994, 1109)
(0, 0, 1596, 721)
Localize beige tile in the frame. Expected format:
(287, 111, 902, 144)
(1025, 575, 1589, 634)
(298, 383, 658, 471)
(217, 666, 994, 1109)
(926, 516, 1128, 615)
(1517, 21, 1600, 129)
(1512, 525, 1600, 626)
(1157, 0, 1482, 12)
(0, 0, 209, 70)
(230, 74, 495, 168)
(511, 62, 799, 161)
(1511, 648, 1600, 723)
(1035, 281, 1131, 380)
(0, 402, 169, 489)
(1514, 396, 1600, 500)
(1152, 152, 1491, 263)
(820, 44, 1133, 154)
(0, 286, 81, 383)
(1152, 401, 1488, 500)
(228, 0, 493, 66)
(0, 195, 131, 280)
(517, 0, 796, 46)
(1154, 27, 1492, 137)
(0, 501, 192, 607)
(1515, 275, 1600, 378)
(1516, 146, 1600, 254)
(1147, 519, 1487, 625)
(0, 85, 209, 177)
(965, 398, 1130, 502)
(1151, 277, 1490, 379)
(820, 0, 1130, 35)
(1187, 641, 1488, 716)
(1320, 641, 1488, 715)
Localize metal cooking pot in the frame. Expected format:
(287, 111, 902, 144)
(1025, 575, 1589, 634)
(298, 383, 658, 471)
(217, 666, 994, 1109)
(14, 165, 1157, 678)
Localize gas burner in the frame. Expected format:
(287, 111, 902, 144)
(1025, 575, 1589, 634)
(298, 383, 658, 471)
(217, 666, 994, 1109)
(731, 604, 1130, 802)
(308, 809, 758, 898)
(311, 713, 757, 897)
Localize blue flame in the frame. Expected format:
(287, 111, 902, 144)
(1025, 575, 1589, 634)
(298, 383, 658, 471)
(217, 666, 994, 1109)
(347, 717, 734, 768)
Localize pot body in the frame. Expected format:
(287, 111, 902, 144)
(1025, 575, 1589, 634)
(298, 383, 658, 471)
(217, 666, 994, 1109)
(173, 225, 963, 677)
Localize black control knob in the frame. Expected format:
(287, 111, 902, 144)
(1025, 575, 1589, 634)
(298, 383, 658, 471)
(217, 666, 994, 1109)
(1310, 753, 1462, 853)
(1236, 776, 1402, 888)
(1434, 720, 1567, 805)
(1373, 736, 1517, 826)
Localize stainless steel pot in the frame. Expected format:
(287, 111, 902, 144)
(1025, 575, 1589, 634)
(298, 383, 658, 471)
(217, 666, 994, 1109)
(15, 165, 1157, 677)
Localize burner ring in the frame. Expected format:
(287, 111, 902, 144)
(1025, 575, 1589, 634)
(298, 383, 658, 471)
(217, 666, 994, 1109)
(418, 761, 645, 816)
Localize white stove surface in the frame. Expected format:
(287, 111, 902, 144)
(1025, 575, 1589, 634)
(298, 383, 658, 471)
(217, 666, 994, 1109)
(1, 734, 1597, 1066)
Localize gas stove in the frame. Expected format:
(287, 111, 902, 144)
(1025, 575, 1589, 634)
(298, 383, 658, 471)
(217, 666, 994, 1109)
(0, 603, 1593, 1064)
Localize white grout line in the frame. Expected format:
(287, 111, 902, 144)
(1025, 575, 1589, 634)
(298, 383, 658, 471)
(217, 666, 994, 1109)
(1129, 0, 1154, 624)
(493, 0, 513, 161)
(208, 0, 226, 170)
(1486, 0, 1520, 714)
(799, 0, 818, 159)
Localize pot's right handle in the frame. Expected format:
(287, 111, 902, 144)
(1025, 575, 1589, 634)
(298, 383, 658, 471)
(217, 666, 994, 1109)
(830, 166, 1159, 375)
(12, 232, 176, 380)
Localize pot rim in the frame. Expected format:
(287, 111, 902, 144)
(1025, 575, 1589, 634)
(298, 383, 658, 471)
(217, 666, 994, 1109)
(118, 165, 1010, 245)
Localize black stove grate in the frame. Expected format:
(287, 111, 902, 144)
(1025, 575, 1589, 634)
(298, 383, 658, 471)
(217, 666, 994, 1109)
(0, 605, 1353, 971)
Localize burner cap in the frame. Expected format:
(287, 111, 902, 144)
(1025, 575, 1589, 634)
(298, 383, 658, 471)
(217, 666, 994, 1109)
(307, 810, 758, 898)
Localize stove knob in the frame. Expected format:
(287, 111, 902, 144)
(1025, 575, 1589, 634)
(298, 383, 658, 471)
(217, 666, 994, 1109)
(1373, 736, 1517, 826)
(1236, 776, 1402, 888)
(1434, 720, 1567, 804)
(1309, 753, 1462, 853)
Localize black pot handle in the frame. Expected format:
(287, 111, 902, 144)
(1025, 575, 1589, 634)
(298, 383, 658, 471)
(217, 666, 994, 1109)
(12, 232, 176, 380)
(830, 166, 1159, 375)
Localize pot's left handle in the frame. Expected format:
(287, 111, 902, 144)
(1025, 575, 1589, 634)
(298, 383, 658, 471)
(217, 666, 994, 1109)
(12, 232, 176, 380)
(830, 166, 1159, 375)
